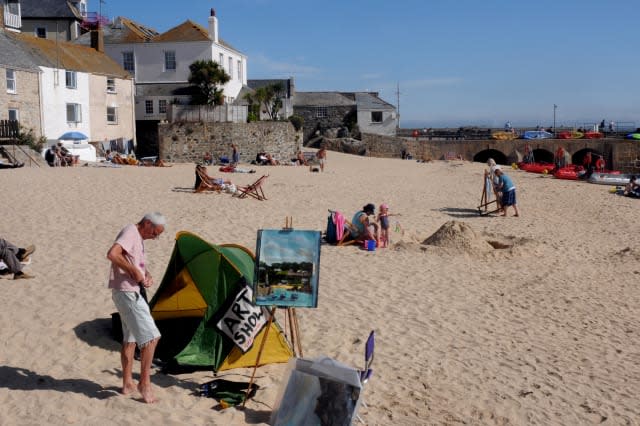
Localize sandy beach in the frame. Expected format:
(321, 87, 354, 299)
(1, 152, 639, 425)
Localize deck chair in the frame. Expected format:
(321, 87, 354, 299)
(326, 210, 358, 246)
(194, 166, 222, 193)
(234, 174, 268, 200)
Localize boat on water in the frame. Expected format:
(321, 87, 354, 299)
(522, 130, 554, 140)
(587, 172, 632, 186)
(517, 162, 555, 174)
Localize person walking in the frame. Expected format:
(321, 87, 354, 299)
(107, 212, 166, 403)
(493, 166, 520, 217)
(0, 238, 35, 279)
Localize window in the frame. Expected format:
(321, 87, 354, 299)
(107, 106, 117, 123)
(237, 60, 242, 80)
(65, 70, 77, 89)
(164, 51, 176, 71)
(66, 103, 82, 122)
(371, 111, 383, 123)
(122, 52, 135, 73)
(315, 107, 328, 118)
(8, 108, 19, 121)
(36, 27, 47, 38)
(106, 77, 116, 92)
(228, 57, 233, 77)
(145, 100, 154, 114)
(219, 53, 224, 66)
(6, 0, 19, 14)
(158, 99, 167, 114)
(6, 69, 16, 93)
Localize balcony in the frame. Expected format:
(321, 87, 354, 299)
(3, 9, 21, 30)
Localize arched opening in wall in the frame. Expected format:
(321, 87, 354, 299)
(531, 148, 554, 164)
(573, 148, 602, 166)
(473, 149, 507, 165)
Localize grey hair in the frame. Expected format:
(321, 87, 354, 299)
(487, 158, 496, 167)
(141, 212, 167, 226)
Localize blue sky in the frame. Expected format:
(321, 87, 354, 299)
(100, 0, 639, 128)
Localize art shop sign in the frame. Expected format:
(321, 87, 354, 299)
(216, 286, 267, 353)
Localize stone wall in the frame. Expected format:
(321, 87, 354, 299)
(294, 105, 355, 144)
(158, 121, 302, 164)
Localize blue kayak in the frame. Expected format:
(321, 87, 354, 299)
(522, 130, 554, 140)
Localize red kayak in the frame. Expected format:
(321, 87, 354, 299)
(554, 165, 585, 180)
(517, 162, 555, 174)
(584, 131, 603, 139)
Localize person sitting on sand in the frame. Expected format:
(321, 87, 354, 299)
(493, 166, 519, 217)
(351, 203, 379, 245)
(295, 150, 308, 166)
(625, 175, 640, 197)
(265, 153, 279, 165)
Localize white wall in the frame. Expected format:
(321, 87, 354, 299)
(39, 67, 91, 140)
(357, 109, 397, 136)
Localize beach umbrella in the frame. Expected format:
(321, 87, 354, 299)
(58, 131, 88, 141)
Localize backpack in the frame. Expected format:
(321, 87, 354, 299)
(325, 213, 338, 244)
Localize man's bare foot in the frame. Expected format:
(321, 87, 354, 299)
(514, 214, 519, 217)
(138, 383, 158, 403)
(500, 213, 507, 217)
(122, 381, 137, 395)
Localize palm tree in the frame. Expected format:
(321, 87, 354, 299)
(188, 60, 230, 105)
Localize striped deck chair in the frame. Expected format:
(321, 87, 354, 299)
(234, 175, 268, 200)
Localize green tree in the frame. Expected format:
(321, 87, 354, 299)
(188, 60, 230, 105)
(244, 82, 285, 120)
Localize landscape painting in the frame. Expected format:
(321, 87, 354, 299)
(253, 229, 321, 308)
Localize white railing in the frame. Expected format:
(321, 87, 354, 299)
(4, 12, 21, 29)
(167, 104, 247, 123)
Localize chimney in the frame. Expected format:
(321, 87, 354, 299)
(90, 27, 104, 52)
(208, 8, 218, 43)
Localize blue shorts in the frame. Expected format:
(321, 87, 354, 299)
(502, 189, 517, 206)
(112, 291, 161, 347)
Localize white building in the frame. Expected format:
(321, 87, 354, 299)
(79, 8, 247, 121)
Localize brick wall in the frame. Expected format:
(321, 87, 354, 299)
(158, 121, 302, 164)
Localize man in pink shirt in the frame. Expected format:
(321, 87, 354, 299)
(107, 212, 166, 403)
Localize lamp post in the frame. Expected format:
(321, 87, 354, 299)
(553, 104, 557, 136)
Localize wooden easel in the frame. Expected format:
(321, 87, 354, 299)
(477, 172, 501, 216)
(243, 217, 304, 407)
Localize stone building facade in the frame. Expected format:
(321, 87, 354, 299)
(0, 66, 42, 136)
(158, 121, 302, 164)
(295, 104, 355, 145)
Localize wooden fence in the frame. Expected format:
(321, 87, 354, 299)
(0, 120, 19, 139)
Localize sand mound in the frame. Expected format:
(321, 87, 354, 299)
(422, 220, 493, 253)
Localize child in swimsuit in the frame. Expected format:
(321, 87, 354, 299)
(377, 204, 396, 248)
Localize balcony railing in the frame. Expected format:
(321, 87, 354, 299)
(3, 11, 21, 29)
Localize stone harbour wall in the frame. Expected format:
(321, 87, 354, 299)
(158, 121, 302, 164)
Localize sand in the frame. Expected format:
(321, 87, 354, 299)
(1, 152, 639, 425)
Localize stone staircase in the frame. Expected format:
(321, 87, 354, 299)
(0, 144, 48, 168)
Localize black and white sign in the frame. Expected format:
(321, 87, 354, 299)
(216, 286, 267, 353)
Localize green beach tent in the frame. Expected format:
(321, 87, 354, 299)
(148, 231, 292, 372)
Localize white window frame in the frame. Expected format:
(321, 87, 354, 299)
(8, 108, 19, 121)
(6, 69, 16, 93)
(237, 60, 242, 80)
(158, 99, 167, 114)
(145, 100, 154, 114)
(66, 103, 82, 123)
(106, 77, 116, 93)
(219, 53, 224, 66)
(65, 70, 77, 89)
(164, 51, 176, 71)
(122, 51, 135, 73)
(315, 106, 328, 118)
(228, 57, 233, 77)
(107, 106, 118, 124)
(35, 27, 47, 38)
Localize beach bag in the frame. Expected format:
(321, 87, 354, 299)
(325, 213, 338, 244)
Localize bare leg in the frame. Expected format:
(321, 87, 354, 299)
(137, 338, 159, 403)
(513, 205, 520, 217)
(121, 342, 137, 395)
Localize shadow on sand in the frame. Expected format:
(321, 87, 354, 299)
(436, 207, 486, 218)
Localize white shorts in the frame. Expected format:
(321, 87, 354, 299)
(112, 291, 161, 348)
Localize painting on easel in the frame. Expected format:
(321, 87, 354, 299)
(253, 229, 321, 308)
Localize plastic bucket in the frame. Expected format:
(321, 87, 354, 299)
(365, 240, 376, 251)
